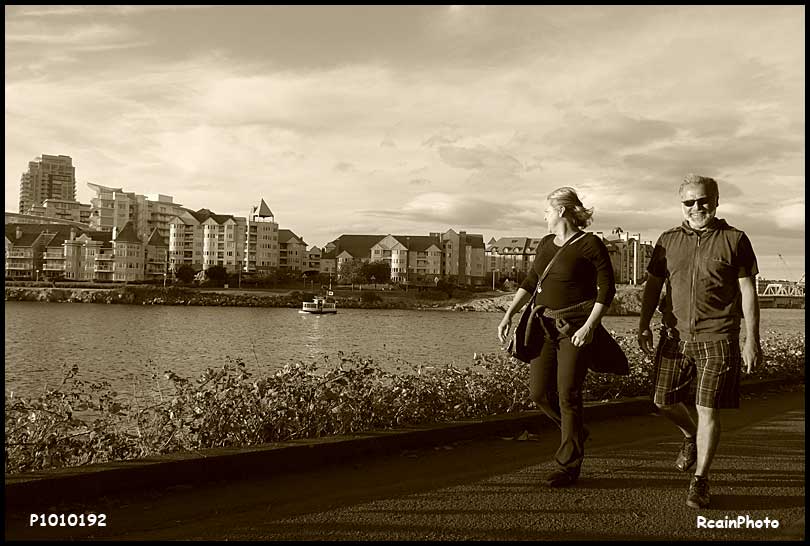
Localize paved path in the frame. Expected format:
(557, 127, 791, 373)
(6, 387, 803, 541)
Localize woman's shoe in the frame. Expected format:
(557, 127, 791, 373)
(543, 466, 580, 487)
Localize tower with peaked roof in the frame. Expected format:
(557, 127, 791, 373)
(245, 198, 279, 274)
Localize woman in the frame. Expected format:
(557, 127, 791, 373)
(497, 187, 615, 487)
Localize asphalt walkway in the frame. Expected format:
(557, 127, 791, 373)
(5, 385, 804, 541)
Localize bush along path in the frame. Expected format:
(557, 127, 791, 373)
(4, 330, 804, 475)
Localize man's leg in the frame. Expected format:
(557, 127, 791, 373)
(694, 405, 721, 477)
(655, 402, 698, 438)
(652, 334, 698, 472)
(684, 339, 739, 509)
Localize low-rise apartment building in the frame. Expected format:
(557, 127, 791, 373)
(26, 198, 92, 225)
(169, 208, 246, 274)
(485, 230, 654, 285)
(485, 236, 543, 281)
(325, 229, 487, 285)
(278, 229, 307, 272)
(6, 222, 168, 282)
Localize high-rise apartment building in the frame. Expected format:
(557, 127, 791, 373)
(87, 183, 185, 243)
(18, 155, 77, 213)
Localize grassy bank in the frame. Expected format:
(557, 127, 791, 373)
(4, 330, 803, 475)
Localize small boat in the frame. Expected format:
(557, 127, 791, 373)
(301, 295, 337, 314)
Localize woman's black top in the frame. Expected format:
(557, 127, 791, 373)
(519, 233, 616, 310)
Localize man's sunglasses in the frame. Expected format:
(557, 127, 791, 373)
(681, 197, 713, 208)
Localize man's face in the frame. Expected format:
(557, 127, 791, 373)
(680, 183, 717, 231)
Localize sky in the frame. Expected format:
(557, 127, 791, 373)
(4, 5, 805, 281)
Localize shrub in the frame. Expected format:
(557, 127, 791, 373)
(360, 291, 382, 304)
(4, 333, 804, 474)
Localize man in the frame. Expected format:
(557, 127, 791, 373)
(638, 174, 761, 509)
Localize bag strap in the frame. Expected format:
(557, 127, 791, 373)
(535, 231, 586, 294)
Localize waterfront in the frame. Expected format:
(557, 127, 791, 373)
(4, 302, 805, 398)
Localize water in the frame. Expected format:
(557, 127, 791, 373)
(4, 302, 804, 398)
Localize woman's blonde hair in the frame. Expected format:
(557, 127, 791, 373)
(547, 186, 594, 228)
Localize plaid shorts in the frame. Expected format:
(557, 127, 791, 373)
(652, 335, 741, 409)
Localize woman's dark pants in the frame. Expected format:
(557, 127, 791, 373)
(529, 320, 590, 473)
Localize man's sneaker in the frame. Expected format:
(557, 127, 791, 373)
(543, 466, 580, 488)
(686, 475, 710, 508)
(674, 436, 697, 472)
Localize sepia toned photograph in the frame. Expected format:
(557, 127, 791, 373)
(4, 5, 804, 541)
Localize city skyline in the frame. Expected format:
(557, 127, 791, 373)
(5, 5, 805, 280)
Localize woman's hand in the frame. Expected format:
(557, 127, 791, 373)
(497, 314, 512, 344)
(571, 323, 595, 347)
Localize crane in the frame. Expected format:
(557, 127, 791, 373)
(777, 254, 794, 282)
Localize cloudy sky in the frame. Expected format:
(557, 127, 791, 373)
(5, 5, 805, 280)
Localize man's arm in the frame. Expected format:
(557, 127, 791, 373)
(637, 274, 665, 355)
(738, 276, 762, 373)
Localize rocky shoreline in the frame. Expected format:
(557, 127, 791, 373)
(4, 285, 644, 315)
(447, 285, 644, 316)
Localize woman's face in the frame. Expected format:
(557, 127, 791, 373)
(543, 200, 562, 233)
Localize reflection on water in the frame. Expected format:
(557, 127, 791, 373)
(5, 302, 804, 398)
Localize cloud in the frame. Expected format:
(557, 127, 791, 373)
(362, 192, 516, 227)
(438, 145, 524, 173)
(622, 134, 804, 181)
(5, 21, 148, 51)
(11, 5, 213, 18)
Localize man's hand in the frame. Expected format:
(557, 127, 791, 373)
(638, 327, 655, 355)
(742, 338, 762, 374)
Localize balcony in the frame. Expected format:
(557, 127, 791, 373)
(5, 264, 32, 270)
(44, 252, 64, 259)
(42, 264, 65, 271)
(6, 251, 29, 258)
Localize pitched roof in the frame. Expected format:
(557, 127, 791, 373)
(391, 235, 442, 252)
(187, 208, 237, 225)
(321, 249, 337, 260)
(488, 236, 542, 253)
(278, 229, 306, 245)
(113, 222, 142, 243)
(5, 223, 84, 248)
(330, 234, 385, 259)
(251, 198, 274, 218)
(465, 233, 486, 249)
(146, 227, 168, 247)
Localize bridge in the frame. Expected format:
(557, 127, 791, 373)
(757, 277, 804, 309)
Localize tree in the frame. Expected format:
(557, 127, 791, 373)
(175, 264, 196, 284)
(338, 258, 366, 284)
(204, 265, 228, 286)
(362, 260, 391, 284)
(612, 227, 624, 236)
